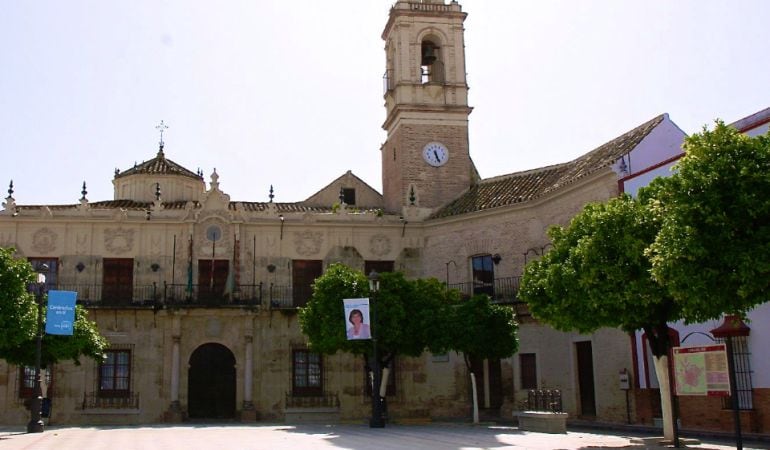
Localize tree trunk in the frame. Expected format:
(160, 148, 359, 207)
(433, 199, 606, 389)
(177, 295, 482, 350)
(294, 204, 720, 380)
(470, 372, 479, 424)
(379, 366, 390, 397)
(652, 353, 675, 442)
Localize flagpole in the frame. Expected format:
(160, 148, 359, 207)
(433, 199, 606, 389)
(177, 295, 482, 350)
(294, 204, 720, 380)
(171, 235, 176, 287)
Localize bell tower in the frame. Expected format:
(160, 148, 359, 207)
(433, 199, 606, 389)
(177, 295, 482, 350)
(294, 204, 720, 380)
(381, 0, 474, 213)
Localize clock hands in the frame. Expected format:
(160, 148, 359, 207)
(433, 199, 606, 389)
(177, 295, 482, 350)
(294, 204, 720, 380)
(433, 150, 440, 162)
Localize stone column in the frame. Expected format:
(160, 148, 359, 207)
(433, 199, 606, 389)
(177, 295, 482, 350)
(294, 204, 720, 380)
(241, 335, 257, 421)
(165, 335, 183, 422)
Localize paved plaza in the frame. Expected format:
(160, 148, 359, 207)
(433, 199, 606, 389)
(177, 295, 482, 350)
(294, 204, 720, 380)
(0, 423, 766, 450)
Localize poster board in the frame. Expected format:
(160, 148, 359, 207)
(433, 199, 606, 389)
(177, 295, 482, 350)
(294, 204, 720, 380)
(672, 344, 730, 397)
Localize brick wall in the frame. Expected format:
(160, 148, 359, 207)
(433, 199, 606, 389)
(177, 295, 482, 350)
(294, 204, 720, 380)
(382, 123, 470, 212)
(635, 388, 769, 433)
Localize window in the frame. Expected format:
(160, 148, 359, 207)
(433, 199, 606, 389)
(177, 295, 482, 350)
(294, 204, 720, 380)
(342, 188, 356, 206)
(364, 260, 394, 276)
(19, 366, 52, 399)
(720, 336, 754, 410)
(472, 254, 494, 297)
(99, 350, 131, 397)
(520, 353, 537, 390)
(292, 350, 322, 397)
(27, 258, 58, 291)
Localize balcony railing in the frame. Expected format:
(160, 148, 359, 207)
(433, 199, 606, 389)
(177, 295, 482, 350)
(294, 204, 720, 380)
(59, 282, 310, 309)
(447, 276, 530, 316)
(447, 276, 521, 303)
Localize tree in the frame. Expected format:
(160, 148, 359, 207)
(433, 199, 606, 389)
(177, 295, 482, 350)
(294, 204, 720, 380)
(299, 263, 519, 422)
(0, 247, 108, 368)
(448, 294, 518, 423)
(519, 123, 770, 441)
(519, 194, 682, 440)
(649, 121, 770, 319)
(299, 264, 450, 398)
(0, 247, 37, 351)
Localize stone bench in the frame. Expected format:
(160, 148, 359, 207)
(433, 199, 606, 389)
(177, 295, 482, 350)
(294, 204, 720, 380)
(515, 411, 568, 433)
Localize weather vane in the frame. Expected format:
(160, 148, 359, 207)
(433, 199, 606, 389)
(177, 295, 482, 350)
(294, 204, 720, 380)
(155, 120, 169, 147)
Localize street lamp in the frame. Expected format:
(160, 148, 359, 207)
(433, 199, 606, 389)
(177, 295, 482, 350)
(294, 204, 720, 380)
(367, 270, 384, 428)
(27, 263, 48, 433)
(444, 260, 456, 288)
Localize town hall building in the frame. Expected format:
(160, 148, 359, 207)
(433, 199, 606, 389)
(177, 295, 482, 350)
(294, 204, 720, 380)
(2, 0, 764, 433)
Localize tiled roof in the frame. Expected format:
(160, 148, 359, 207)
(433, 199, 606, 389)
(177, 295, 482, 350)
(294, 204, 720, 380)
(431, 114, 665, 219)
(17, 200, 195, 211)
(238, 202, 333, 213)
(114, 146, 202, 181)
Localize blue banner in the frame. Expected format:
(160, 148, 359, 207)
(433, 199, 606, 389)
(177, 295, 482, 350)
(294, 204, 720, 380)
(45, 290, 77, 335)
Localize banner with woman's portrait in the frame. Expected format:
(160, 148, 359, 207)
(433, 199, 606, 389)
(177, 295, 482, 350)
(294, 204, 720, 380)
(343, 298, 371, 340)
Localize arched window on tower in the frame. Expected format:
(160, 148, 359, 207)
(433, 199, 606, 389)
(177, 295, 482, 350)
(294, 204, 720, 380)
(421, 39, 444, 84)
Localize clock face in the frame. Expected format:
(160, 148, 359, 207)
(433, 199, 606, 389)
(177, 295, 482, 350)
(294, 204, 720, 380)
(422, 142, 449, 167)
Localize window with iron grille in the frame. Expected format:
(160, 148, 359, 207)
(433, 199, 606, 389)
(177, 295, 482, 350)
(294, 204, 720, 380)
(292, 349, 323, 397)
(520, 353, 537, 390)
(18, 366, 53, 398)
(99, 349, 131, 397)
(718, 336, 754, 410)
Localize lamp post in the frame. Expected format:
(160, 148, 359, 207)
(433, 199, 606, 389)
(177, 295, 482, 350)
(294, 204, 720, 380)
(444, 260, 456, 289)
(368, 270, 384, 428)
(27, 264, 48, 433)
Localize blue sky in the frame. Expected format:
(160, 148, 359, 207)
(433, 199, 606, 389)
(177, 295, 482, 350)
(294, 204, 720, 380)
(2, 0, 769, 205)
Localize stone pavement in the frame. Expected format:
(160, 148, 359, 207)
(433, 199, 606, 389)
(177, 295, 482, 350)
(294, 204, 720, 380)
(0, 423, 766, 450)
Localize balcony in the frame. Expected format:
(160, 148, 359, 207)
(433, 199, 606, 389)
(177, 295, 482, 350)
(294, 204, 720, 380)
(58, 282, 310, 310)
(447, 276, 530, 316)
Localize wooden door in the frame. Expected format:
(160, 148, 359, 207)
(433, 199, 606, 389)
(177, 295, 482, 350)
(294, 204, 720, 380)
(188, 343, 235, 419)
(470, 356, 503, 411)
(198, 260, 229, 303)
(576, 341, 597, 417)
(292, 260, 322, 307)
(102, 258, 134, 305)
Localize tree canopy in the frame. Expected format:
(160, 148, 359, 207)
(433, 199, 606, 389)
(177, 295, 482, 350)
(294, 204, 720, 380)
(299, 263, 518, 364)
(0, 247, 107, 367)
(448, 294, 518, 367)
(299, 263, 455, 362)
(519, 193, 676, 351)
(0, 247, 37, 350)
(649, 121, 770, 321)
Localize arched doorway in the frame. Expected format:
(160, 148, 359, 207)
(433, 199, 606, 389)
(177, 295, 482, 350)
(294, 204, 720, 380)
(188, 343, 236, 419)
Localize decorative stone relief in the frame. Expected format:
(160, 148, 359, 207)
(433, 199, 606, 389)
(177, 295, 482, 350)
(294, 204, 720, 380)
(150, 234, 162, 257)
(370, 234, 391, 257)
(294, 231, 323, 256)
(32, 228, 57, 253)
(105, 227, 135, 255)
(205, 318, 222, 337)
(76, 233, 89, 255)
